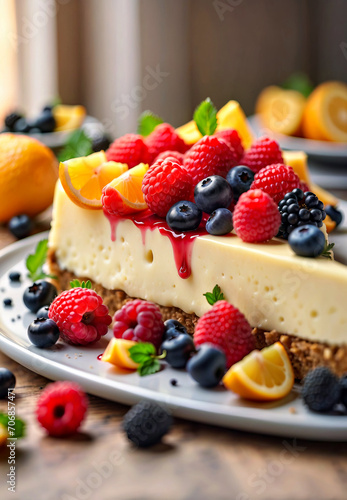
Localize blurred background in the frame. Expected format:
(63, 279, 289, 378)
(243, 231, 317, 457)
(1, 0, 347, 137)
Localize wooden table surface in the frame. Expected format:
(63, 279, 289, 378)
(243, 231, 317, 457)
(1, 194, 347, 500)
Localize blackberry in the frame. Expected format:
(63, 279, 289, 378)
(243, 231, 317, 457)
(4, 112, 22, 130)
(123, 400, 172, 447)
(302, 367, 341, 413)
(278, 189, 326, 239)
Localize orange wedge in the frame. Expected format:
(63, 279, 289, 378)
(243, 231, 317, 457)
(53, 104, 86, 132)
(101, 338, 139, 370)
(223, 342, 294, 401)
(102, 162, 148, 215)
(59, 151, 128, 209)
(302, 81, 347, 142)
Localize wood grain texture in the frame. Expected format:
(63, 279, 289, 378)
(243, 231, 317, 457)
(0, 202, 347, 500)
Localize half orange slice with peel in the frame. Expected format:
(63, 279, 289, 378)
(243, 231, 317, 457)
(102, 162, 149, 216)
(223, 342, 294, 401)
(59, 151, 128, 209)
(101, 338, 139, 370)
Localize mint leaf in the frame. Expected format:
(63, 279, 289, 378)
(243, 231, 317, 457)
(0, 413, 26, 439)
(193, 98, 218, 136)
(321, 242, 335, 260)
(282, 73, 314, 98)
(70, 279, 92, 289)
(128, 342, 164, 376)
(58, 129, 93, 162)
(139, 358, 160, 376)
(203, 284, 225, 306)
(26, 239, 56, 282)
(138, 111, 163, 137)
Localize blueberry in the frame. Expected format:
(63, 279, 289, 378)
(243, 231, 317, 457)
(206, 208, 233, 235)
(187, 343, 226, 387)
(194, 176, 233, 214)
(3, 298, 12, 307)
(166, 201, 202, 232)
(8, 214, 32, 239)
(92, 134, 111, 152)
(0, 368, 16, 399)
(27, 318, 60, 348)
(226, 165, 254, 201)
(13, 117, 30, 133)
(288, 225, 326, 258)
(160, 333, 195, 369)
(302, 367, 341, 413)
(325, 205, 343, 227)
(36, 305, 50, 319)
(31, 110, 56, 133)
(5, 112, 23, 130)
(163, 319, 187, 341)
(9, 271, 21, 282)
(23, 281, 57, 313)
(340, 374, 347, 408)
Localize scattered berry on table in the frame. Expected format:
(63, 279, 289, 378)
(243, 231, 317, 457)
(187, 343, 226, 388)
(153, 150, 184, 165)
(36, 381, 88, 436)
(288, 225, 326, 258)
(113, 299, 164, 349)
(4, 112, 23, 130)
(31, 110, 56, 133)
(170, 379, 178, 386)
(0, 368, 16, 399)
(8, 271, 21, 282)
(49, 287, 111, 345)
(251, 164, 304, 204)
(92, 134, 111, 153)
(302, 367, 341, 413)
(166, 201, 202, 232)
(142, 157, 193, 217)
(23, 281, 58, 313)
(163, 319, 188, 341)
(226, 165, 255, 202)
(339, 374, 347, 408)
(8, 214, 32, 239)
(325, 205, 343, 227)
(184, 135, 238, 185)
(233, 189, 281, 243)
(123, 400, 173, 447)
(3, 298, 12, 307)
(206, 208, 233, 235)
(106, 133, 150, 168)
(278, 189, 326, 239)
(160, 333, 195, 369)
(145, 123, 189, 162)
(214, 129, 244, 162)
(194, 175, 233, 214)
(36, 305, 50, 319)
(27, 318, 60, 348)
(241, 136, 283, 173)
(194, 300, 254, 368)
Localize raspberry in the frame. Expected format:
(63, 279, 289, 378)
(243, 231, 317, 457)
(215, 129, 244, 162)
(145, 123, 189, 162)
(242, 137, 283, 173)
(48, 288, 112, 345)
(194, 300, 254, 368)
(250, 164, 303, 204)
(142, 158, 193, 217)
(106, 134, 150, 168)
(154, 150, 184, 164)
(113, 299, 165, 349)
(36, 381, 88, 436)
(233, 189, 281, 243)
(123, 400, 172, 447)
(184, 135, 238, 186)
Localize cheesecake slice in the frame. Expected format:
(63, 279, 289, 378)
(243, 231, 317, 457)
(48, 182, 347, 378)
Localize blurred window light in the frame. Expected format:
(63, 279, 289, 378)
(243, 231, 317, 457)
(0, 0, 18, 122)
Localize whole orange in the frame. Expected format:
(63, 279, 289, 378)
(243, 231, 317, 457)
(0, 133, 58, 222)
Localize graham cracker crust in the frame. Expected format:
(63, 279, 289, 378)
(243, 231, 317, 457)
(48, 250, 347, 380)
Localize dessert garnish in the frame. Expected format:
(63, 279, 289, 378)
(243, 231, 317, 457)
(27, 318, 60, 348)
(159, 333, 195, 369)
(137, 110, 163, 137)
(187, 344, 226, 388)
(26, 239, 56, 282)
(128, 343, 166, 376)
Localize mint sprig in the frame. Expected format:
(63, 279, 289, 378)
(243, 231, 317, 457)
(128, 342, 166, 376)
(138, 111, 163, 137)
(321, 242, 335, 260)
(193, 98, 218, 136)
(26, 239, 56, 282)
(203, 284, 225, 306)
(0, 413, 26, 439)
(58, 129, 93, 162)
(70, 279, 92, 289)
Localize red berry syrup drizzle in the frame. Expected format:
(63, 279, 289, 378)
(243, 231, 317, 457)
(104, 210, 209, 279)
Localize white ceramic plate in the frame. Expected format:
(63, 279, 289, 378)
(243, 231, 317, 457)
(248, 115, 347, 164)
(0, 225, 347, 442)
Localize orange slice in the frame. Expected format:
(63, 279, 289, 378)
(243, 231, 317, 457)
(102, 162, 148, 215)
(302, 81, 347, 142)
(53, 104, 86, 132)
(59, 151, 128, 209)
(223, 342, 294, 401)
(101, 338, 139, 370)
